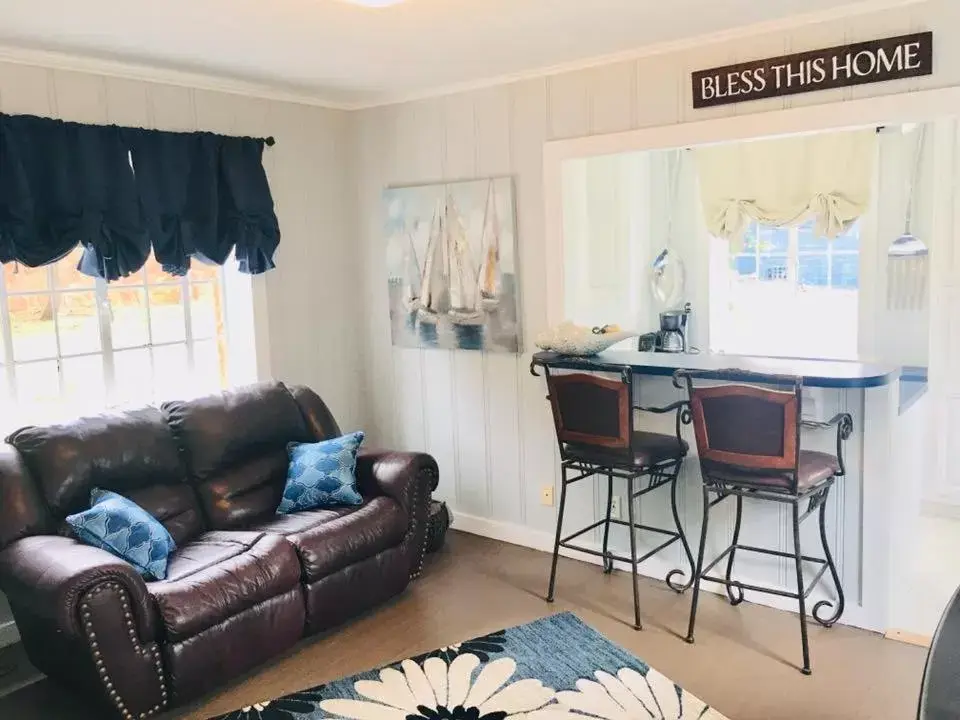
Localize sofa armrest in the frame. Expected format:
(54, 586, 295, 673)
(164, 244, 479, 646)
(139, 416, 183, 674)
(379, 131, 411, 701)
(355, 449, 438, 514)
(0, 535, 156, 641)
(356, 449, 438, 580)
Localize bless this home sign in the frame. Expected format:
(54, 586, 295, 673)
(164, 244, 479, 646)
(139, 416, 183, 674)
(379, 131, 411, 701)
(692, 32, 933, 108)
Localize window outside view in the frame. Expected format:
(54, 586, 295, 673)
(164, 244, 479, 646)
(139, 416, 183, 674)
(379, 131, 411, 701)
(0, 247, 229, 434)
(714, 220, 860, 360)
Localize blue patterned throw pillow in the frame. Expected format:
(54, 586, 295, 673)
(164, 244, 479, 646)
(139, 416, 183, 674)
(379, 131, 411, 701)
(278, 431, 365, 514)
(66, 489, 176, 581)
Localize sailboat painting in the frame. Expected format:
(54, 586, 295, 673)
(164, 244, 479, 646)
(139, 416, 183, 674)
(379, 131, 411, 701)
(385, 177, 519, 352)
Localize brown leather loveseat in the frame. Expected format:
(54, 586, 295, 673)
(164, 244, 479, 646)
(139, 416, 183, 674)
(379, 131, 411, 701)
(0, 382, 438, 719)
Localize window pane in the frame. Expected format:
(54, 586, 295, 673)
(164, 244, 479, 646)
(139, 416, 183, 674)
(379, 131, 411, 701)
(151, 344, 189, 402)
(831, 254, 860, 289)
(190, 282, 223, 340)
(14, 360, 60, 424)
(53, 246, 95, 290)
(759, 226, 789, 253)
(9, 295, 57, 361)
(759, 255, 789, 281)
(188, 259, 221, 283)
(798, 223, 827, 252)
(741, 224, 758, 253)
(143, 253, 182, 285)
(833, 225, 861, 251)
(4, 262, 48, 294)
(61, 355, 107, 416)
(108, 288, 149, 349)
(110, 268, 145, 288)
(193, 339, 225, 392)
(112, 348, 152, 407)
(149, 286, 186, 345)
(56, 292, 101, 356)
(798, 255, 829, 287)
(732, 255, 757, 277)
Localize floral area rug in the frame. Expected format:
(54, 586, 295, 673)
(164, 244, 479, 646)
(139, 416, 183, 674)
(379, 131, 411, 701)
(211, 612, 727, 720)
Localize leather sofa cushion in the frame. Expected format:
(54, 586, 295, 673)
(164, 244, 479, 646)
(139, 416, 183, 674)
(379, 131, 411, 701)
(7, 407, 184, 519)
(194, 451, 288, 530)
(162, 382, 312, 482)
(248, 497, 407, 581)
(148, 531, 301, 641)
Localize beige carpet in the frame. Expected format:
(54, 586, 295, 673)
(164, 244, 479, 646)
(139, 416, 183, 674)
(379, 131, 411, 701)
(0, 530, 927, 719)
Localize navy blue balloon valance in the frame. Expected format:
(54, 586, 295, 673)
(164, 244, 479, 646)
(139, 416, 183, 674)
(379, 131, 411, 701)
(0, 113, 279, 281)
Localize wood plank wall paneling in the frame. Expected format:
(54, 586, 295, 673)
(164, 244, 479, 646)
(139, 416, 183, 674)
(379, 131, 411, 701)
(356, 0, 960, 551)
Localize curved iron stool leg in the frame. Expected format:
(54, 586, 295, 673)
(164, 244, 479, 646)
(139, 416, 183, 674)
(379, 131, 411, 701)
(813, 485, 845, 627)
(546, 470, 568, 603)
(665, 464, 696, 593)
(626, 476, 643, 631)
(792, 500, 812, 675)
(724, 494, 745, 605)
(685, 484, 711, 643)
(602, 472, 615, 575)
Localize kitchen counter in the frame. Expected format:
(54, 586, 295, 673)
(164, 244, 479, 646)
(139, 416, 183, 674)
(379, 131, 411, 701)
(531, 347, 925, 632)
(532, 349, 899, 389)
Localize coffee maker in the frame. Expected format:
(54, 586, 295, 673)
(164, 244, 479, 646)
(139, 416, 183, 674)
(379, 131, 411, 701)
(638, 303, 691, 353)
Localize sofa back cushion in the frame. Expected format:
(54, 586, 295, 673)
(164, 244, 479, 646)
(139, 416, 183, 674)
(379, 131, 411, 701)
(162, 382, 314, 529)
(6, 408, 202, 542)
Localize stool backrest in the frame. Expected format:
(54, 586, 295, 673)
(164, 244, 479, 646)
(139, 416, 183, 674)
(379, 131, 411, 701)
(675, 370, 802, 479)
(545, 369, 632, 452)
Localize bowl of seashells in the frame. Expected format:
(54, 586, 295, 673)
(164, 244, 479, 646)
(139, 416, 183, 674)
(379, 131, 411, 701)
(535, 321, 637, 356)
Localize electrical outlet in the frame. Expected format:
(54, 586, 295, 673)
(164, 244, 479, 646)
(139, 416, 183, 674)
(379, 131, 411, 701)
(540, 485, 554, 506)
(610, 496, 622, 520)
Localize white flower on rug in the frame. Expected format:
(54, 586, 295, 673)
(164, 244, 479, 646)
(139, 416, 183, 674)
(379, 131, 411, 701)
(554, 668, 726, 720)
(320, 653, 564, 720)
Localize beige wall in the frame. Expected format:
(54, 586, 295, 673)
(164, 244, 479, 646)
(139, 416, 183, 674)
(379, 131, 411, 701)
(354, 0, 960, 539)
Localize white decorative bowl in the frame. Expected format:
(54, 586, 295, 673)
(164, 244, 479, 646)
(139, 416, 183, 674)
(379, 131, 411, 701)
(535, 322, 637, 356)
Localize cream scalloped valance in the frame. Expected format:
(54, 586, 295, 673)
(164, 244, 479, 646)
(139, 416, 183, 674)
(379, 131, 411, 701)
(694, 129, 878, 248)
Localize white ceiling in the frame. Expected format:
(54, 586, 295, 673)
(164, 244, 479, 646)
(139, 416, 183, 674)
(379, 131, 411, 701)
(0, 0, 918, 108)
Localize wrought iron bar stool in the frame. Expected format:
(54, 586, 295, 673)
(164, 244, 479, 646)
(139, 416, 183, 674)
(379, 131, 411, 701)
(675, 369, 853, 675)
(532, 360, 696, 630)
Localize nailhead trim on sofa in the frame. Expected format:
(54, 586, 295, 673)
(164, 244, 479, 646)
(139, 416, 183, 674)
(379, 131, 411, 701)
(80, 581, 168, 720)
(410, 465, 438, 581)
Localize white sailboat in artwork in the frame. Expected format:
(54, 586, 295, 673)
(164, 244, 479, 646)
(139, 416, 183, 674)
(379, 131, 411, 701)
(400, 228, 423, 312)
(445, 195, 483, 325)
(417, 202, 447, 324)
(476, 180, 503, 311)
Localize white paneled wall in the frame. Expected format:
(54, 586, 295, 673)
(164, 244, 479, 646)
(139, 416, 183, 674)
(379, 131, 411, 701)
(0, 63, 358, 642)
(355, 0, 960, 544)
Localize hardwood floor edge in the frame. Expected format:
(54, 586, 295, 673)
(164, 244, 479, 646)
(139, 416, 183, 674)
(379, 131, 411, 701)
(884, 629, 933, 648)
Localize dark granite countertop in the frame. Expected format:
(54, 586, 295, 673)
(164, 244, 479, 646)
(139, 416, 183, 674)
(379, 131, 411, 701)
(532, 350, 900, 389)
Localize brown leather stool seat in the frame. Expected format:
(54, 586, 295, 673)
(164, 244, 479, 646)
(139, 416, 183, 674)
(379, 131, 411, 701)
(710, 450, 841, 492)
(567, 431, 688, 467)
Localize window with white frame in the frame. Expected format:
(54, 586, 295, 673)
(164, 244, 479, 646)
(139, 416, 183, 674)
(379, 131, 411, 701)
(710, 220, 861, 360)
(0, 246, 231, 434)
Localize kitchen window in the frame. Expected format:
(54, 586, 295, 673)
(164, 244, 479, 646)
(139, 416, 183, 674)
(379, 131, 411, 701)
(711, 220, 861, 360)
(0, 247, 232, 434)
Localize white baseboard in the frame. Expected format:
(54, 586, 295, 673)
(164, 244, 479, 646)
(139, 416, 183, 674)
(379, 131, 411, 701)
(0, 620, 20, 648)
(450, 510, 876, 632)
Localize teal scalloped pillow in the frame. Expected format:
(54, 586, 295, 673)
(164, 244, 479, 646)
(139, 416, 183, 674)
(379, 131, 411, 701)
(66, 489, 176, 581)
(278, 431, 365, 514)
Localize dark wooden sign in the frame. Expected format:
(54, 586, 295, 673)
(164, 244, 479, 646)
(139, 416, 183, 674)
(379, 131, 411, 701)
(692, 32, 932, 109)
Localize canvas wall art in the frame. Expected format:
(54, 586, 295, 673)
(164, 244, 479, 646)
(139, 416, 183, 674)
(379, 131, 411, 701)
(385, 177, 520, 352)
